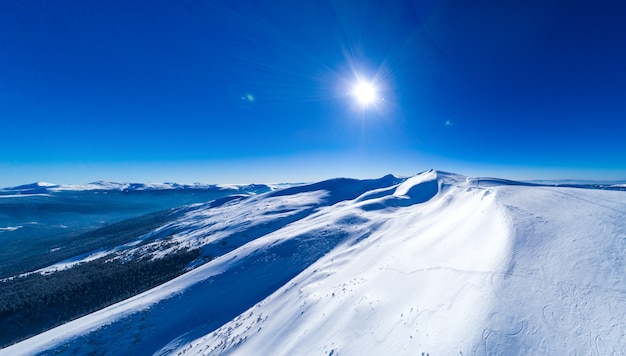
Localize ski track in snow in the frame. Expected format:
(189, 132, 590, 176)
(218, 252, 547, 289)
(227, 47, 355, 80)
(2, 170, 625, 355)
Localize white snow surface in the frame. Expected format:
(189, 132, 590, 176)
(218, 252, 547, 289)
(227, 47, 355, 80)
(2, 170, 625, 355)
(35, 182, 56, 187)
(0, 226, 22, 232)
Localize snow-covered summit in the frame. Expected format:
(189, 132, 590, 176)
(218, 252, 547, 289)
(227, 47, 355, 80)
(1, 182, 58, 194)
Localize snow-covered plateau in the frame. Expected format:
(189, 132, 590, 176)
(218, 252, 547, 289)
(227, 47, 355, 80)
(1, 170, 625, 355)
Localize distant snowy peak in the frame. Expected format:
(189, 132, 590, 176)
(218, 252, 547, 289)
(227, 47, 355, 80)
(36, 182, 56, 187)
(7, 182, 57, 190)
(1, 182, 59, 194)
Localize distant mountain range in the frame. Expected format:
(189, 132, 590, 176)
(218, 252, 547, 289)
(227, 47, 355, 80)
(0, 181, 280, 195)
(4, 177, 624, 196)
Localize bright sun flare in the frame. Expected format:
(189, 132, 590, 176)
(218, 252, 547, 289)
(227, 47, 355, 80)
(353, 81, 377, 106)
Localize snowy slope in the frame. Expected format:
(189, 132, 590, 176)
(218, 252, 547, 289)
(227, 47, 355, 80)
(2, 170, 625, 355)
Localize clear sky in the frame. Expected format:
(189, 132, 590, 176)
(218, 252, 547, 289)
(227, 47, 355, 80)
(2, 0, 626, 186)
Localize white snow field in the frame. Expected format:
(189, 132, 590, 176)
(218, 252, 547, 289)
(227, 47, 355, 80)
(2, 170, 625, 355)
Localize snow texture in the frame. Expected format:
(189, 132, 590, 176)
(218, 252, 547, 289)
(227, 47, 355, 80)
(2, 170, 625, 355)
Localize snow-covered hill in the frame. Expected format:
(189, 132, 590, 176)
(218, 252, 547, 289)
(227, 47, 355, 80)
(2, 170, 625, 355)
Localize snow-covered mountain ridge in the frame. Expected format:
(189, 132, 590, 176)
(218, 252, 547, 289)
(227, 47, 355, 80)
(2, 170, 625, 355)
(1, 181, 277, 194)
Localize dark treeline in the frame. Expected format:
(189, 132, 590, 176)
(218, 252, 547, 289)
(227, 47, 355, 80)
(0, 248, 202, 348)
(1, 209, 179, 279)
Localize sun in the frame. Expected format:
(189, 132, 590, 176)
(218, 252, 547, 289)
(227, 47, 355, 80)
(352, 81, 378, 106)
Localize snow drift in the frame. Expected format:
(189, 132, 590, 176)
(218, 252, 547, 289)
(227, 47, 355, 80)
(2, 170, 625, 355)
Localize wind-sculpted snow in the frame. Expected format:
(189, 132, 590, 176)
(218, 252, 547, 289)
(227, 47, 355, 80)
(475, 186, 626, 354)
(2, 170, 625, 355)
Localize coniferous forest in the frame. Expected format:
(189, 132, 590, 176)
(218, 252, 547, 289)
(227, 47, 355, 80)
(0, 247, 202, 347)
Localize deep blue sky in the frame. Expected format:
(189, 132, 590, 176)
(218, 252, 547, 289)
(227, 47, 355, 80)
(2, 0, 625, 185)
